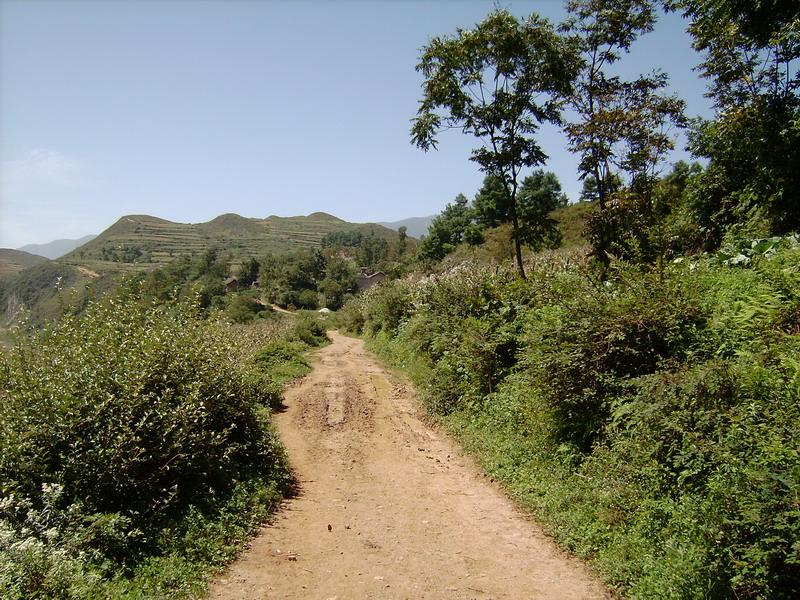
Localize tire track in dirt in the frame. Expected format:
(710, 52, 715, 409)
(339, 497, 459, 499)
(208, 331, 608, 600)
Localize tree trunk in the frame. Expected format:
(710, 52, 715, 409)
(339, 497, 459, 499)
(593, 164, 610, 280)
(500, 173, 526, 279)
(511, 212, 527, 279)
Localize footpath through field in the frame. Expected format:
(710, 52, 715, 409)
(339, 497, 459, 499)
(208, 331, 608, 600)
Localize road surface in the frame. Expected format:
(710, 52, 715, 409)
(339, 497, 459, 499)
(208, 331, 607, 600)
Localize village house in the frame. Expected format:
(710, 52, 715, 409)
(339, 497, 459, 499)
(356, 269, 387, 292)
(223, 276, 239, 293)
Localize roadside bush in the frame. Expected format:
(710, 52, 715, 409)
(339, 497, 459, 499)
(0, 287, 289, 597)
(363, 280, 412, 335)
(353, 244, 800, 598)
(524, 271, 708, 450)
(290, 314, 328, 347)
(254, 340, 312, 387)
(332, 299, 366, 334)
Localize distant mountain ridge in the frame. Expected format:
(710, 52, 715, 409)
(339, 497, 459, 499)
(60, 212, 401, 272)
(19, 235, 97, 260)
(377, 215, 434, 239)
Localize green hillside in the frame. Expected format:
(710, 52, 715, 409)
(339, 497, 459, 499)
(61, 212, 401, 272)
(0, 249, 49, 278)
(552, 201, 593, 248)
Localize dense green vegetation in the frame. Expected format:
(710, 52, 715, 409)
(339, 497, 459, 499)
(0, 285, 328, 598)
(419, 173, 570, 264)
(338, 242, 800, 598)
(1, 1, 796, 598)
(331, 3, 800, 597)
(0, 262, 111, 329)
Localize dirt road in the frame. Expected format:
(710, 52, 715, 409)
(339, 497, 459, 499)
(208, 331, 608, 600)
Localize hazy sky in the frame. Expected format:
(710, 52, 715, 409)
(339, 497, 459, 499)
(0, 0, 713, 248)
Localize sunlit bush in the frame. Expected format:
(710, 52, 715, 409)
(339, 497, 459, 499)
(0, 286, 288, 596)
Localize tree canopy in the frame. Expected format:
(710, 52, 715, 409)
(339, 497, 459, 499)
(412, 9, 580, 277)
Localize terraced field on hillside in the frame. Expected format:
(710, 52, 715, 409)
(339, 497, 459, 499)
(60, 212, 399, 272)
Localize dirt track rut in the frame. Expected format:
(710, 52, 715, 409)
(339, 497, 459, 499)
(208, 331, 608, 600)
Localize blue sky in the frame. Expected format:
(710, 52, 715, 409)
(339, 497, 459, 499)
(0, 0, 713, 248)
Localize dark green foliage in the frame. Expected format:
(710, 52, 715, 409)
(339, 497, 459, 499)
(290, 314, 329, 347)
(362, 280, 413, 337)
(0, 287, 293, 598)
(261, 249, 325, 309)
(99, 244, 150, 263)
(515, 170, 567, 251)
(474, 171, 566, 252)
(564, 1, 687, 272)
(322, 229, 364, 248)
(473, 175, 508, 229)
(238, 257, 260, 288)
(579, 173, 622, 203)
(348, 243, 800, 598)
(419, 194, 475, 261)
(412, 8, 580, 276)
(225, 293, 269, 324)
(584, 161, 705, 266)
(319, 258, 357, 310)
(673, 0, 800, 246)
(422, 171, 569, 264)
(357, 234, 389, 271)
(524, 271, 707, 450)
(139, 247, 232, 311)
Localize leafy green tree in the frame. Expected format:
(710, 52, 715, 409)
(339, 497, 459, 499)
(395, 226, 408, 257)
(579, 173, 622, 202)
(474, 171, 567, 251)
(516, 170, 568, 251)
(259, 249, 326, 307)
(296, 289, 319, 310)
(284, 250, 326, 292)
(320, 258, 357, 309)
(618, 73, 686, 205)
(419, 194, 475, 261)
(322, 229, 364, 248)
(473, 175, 508, 229)
(238, 257, 260, 288)
(225, 294, 264, 323)
(564, 1, 686, 270)
(672, 0, 800, 245)
(357, 234, 389, 270)
(194, 247, 227, 279)
(562, 0, 657, 267)
(412, 9, 580, 278)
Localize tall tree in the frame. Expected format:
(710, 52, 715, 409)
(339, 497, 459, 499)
(473, 175, 508, 229)
(672, 0, 800, 245)
(474, 170, 567, 251)
(579, 173, 622, 202)
(419, 194, 474, 261)
(357, 234, 389, 270)
(561, 0, 658, 267)
(238, 257, 260, 287)
(564, 1, 685, 270)
(516, 170, 568, 251)
(412, 9, 579, 278)
(395, 226, 408, 258)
